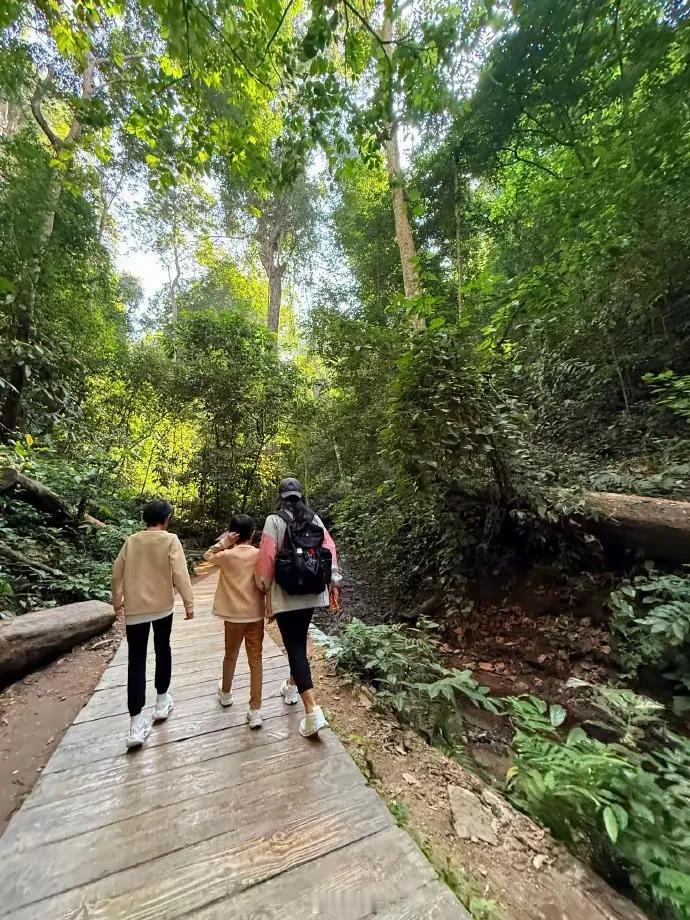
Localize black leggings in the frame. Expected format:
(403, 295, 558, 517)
(275, 609, 314, 694)
(126, 614, 173, 716)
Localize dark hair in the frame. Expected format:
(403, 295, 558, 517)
(143, 499, 173, 526)
(230, 513, 254, 542)
(275, 494, 311, 523)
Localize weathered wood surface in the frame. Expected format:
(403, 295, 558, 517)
(0, 573, 469, 919)
(0, 599, 115, 687)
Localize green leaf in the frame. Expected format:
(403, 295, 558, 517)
(603, 806, 619, 843)
(549, 704, 567, 728)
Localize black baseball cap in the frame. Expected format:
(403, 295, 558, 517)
(278, 477, 303, 499)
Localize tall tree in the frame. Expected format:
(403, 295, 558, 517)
(222, 172, 317, 333)
(381, 0, 422, 313)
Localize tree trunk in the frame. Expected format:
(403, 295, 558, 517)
(258, 227, 284, 334)
(0, 599, 115, 687)
(0, 468, 105, 527)
(267, 250, 283, 333)
(382, 2, 424, 330)
(580, 491, 690, 566)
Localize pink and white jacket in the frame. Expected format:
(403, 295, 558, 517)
(255, 511, 340, 615)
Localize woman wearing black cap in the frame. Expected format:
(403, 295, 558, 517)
(256, 478, 341, 737)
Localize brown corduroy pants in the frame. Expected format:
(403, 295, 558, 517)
(222, 620, 264, 710)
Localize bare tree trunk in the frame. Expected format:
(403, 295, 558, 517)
(267, 253, 283, 333)
(259, 230, 284, 334)
(382, 1, 424, 330)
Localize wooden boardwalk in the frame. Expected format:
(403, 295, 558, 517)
(0, 575, 469, 919)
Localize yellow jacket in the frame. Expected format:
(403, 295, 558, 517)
(203, 542, 264, 623)
(111, 530, 194, 624)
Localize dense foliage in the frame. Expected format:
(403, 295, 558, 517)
(1, 1, 689, 912)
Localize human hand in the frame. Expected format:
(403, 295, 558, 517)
(185, 608, 194, 620)
(219, 531, 240, 549)
(329, 586, 341, 611)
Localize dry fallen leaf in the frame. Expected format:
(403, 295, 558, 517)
(402, 772, 421, 786)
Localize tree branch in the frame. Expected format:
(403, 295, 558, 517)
(186, 0, 272, 89)
(30, 68, 63, 151)
(258, 0, 295, 67)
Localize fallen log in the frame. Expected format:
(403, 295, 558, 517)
(0, 467, 105, 527)
(581, 491, 690, 566)
(0, 600, 115, 687)
(399, 592, 443, 622)
(0, 541, 66, 578)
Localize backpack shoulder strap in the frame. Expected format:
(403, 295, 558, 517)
(273, 510, 294, 550)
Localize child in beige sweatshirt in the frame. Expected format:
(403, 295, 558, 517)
(111, 498, 194, 749)
(203, 513, 265, 729)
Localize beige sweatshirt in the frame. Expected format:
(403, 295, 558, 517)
(203, 542, 264, 623)
(111, 530, 194, 625)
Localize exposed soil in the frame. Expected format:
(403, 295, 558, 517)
(305, 642, 646, 920)
(0, 615, 123, 835)
(316, 556, 627, 782)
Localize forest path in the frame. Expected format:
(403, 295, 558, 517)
(0, 574, 468, 919)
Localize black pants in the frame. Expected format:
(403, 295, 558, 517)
(275, 609, 314, 694)
(126, 614, 173, 716)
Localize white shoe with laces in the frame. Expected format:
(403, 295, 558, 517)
(126, 714, 152, 750)
(152, 692, 174, 721)
(280, 679, 300, 705)
(247, 708, 263, 729)
(218, 683, 234, 707)
(299, 706, 328, 738)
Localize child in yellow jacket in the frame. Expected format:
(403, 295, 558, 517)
(203, 513, 265, 729)
(111, 499, 194, 750)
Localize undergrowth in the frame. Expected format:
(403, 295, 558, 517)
(331, 618, 690, 918)
(610, 572, 690, 710)
(0, 437, 138, 617)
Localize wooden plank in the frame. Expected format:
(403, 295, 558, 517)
(45, 694, 295, 773)
(186, 827, 444, 920)
(5, 730, 350, 848)
(4, 786, 392, 920)
(365, 883, 470, 919)
(54, 673, 287, 742)
(27, 713, 334, 808)
(75, 666, 289, 723)
(0, 570, 465, 920)
(0, 759, 373, 915)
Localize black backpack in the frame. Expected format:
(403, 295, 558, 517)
(274, 510, 333, 595)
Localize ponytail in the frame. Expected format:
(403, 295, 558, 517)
(275, 494, 311, 523)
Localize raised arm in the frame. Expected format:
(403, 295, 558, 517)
(203, 532, 238, 566)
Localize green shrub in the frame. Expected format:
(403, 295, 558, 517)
(334, 618, 498, 747)
(507, 695, 690, 918)
(610, 573, 690, 694)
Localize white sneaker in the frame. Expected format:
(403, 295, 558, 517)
(152, 692, 174, 722)
(247, 708, 263, 729)
(299, 706, 328, 738)
(218, 683, 234, 707)
(280, 679, 300, 705)
(126, 714, 152, 749)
